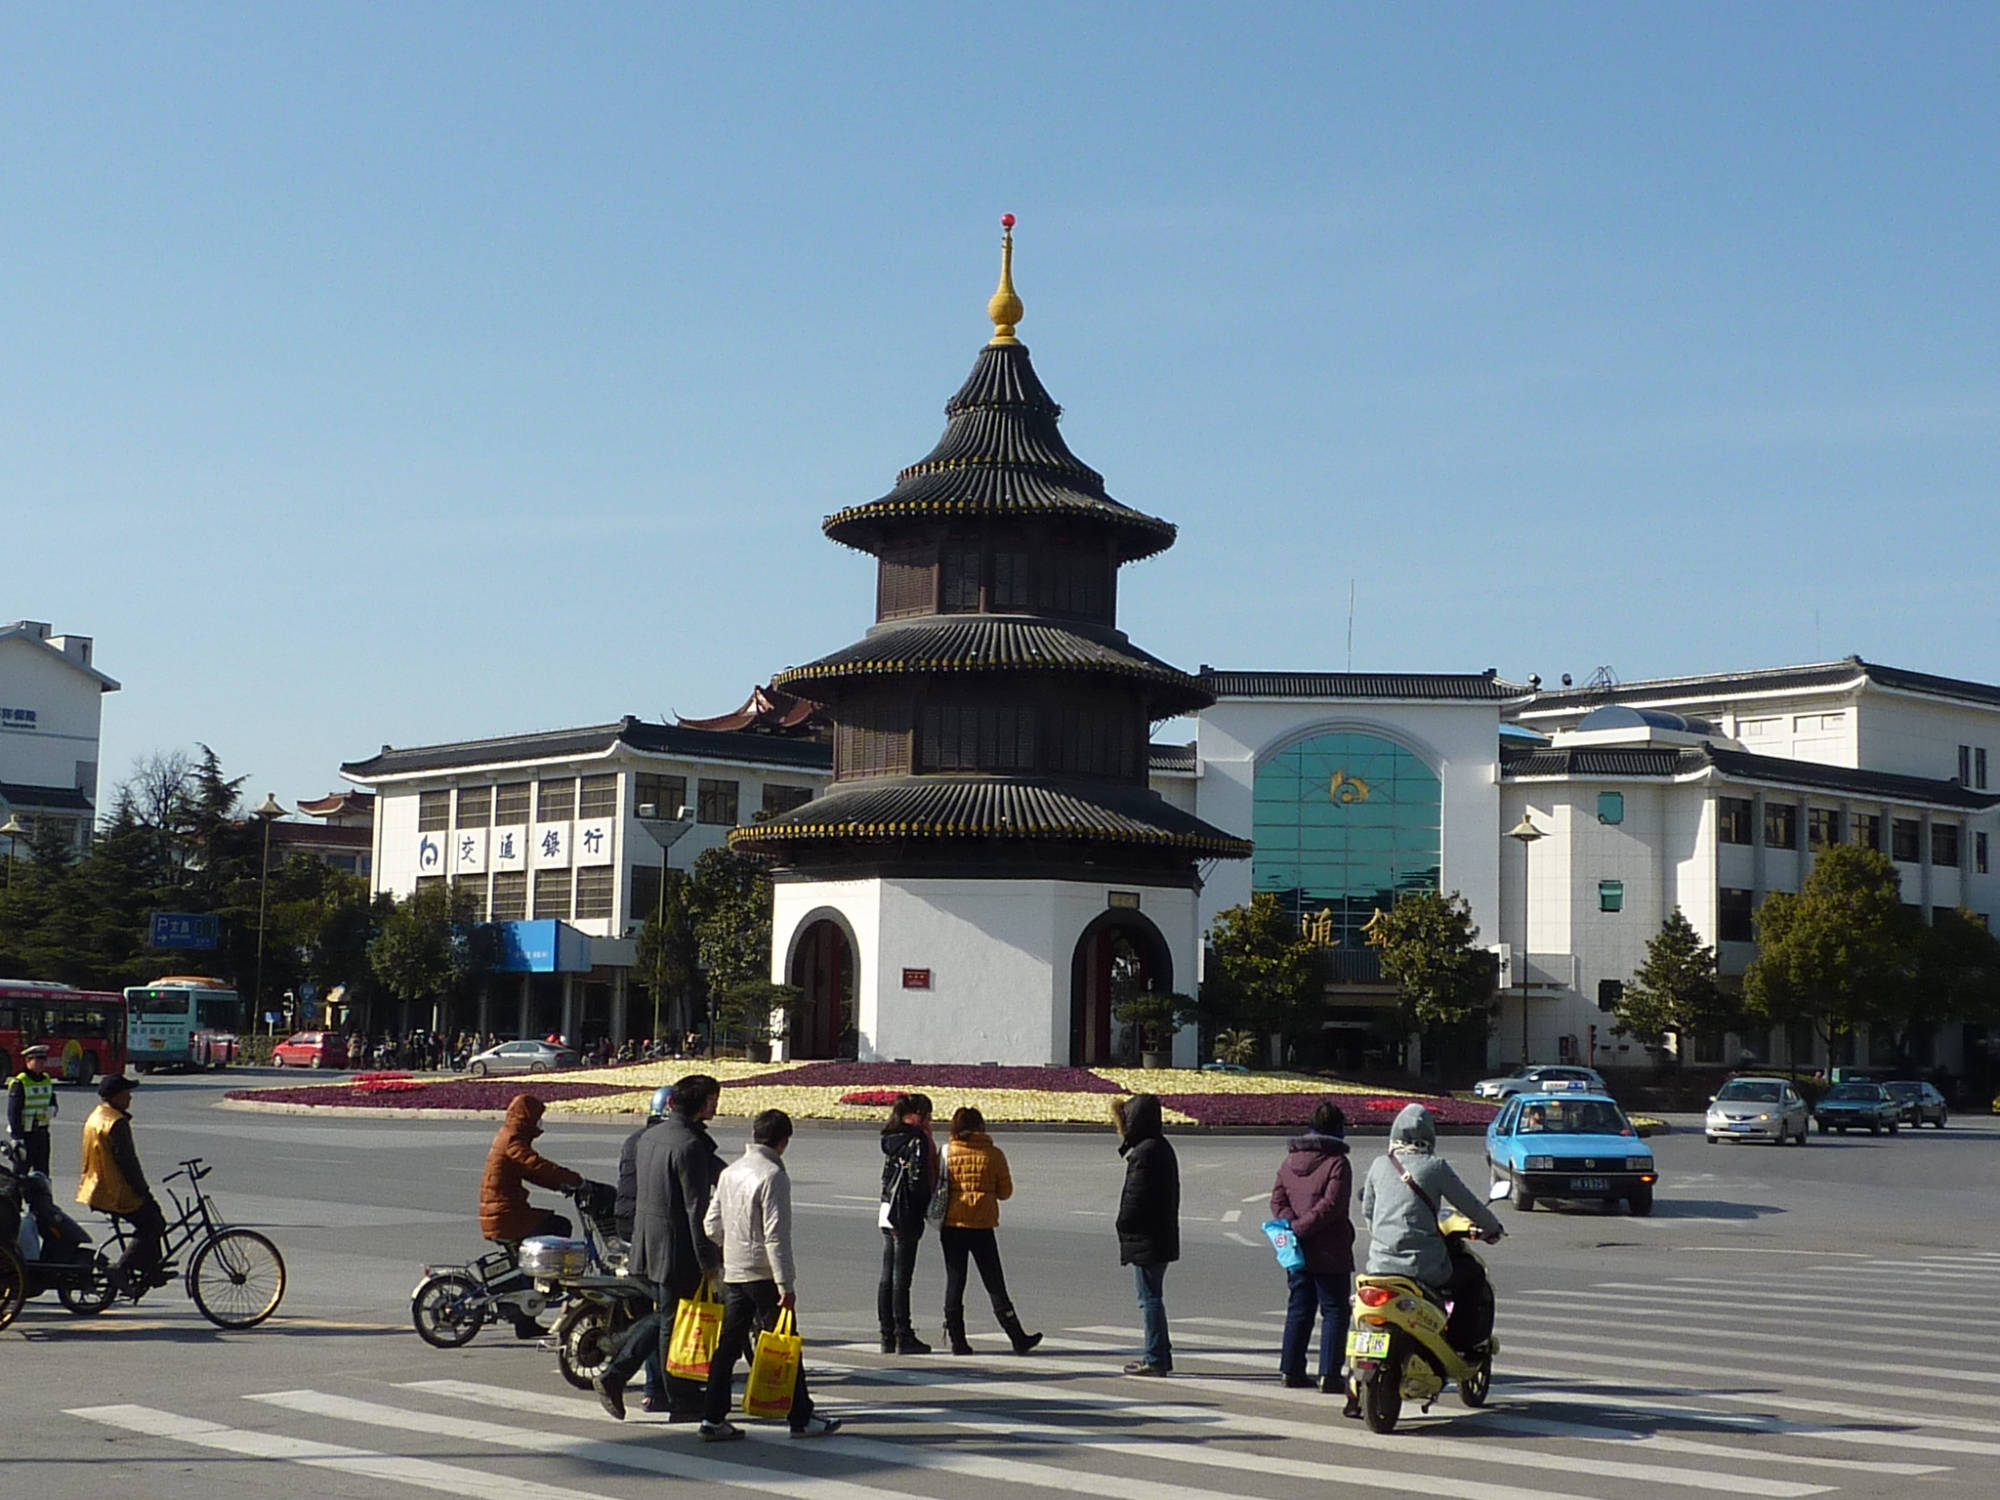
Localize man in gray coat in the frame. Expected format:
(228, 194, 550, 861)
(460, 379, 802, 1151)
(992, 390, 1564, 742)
(597, 1074, 722, 1420)
(1357, 1104, 1503, 1353)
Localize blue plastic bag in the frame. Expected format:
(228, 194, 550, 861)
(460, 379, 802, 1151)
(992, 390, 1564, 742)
(1262, 1218, 1304, 1271)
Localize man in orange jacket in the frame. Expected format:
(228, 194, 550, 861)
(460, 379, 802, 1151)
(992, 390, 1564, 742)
(76, 1073, 165, 1296)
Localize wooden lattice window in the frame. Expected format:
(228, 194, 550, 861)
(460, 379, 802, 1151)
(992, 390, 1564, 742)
(941, 548, 982, 612)
(877, 543, 937, 619)
(921, 702, 1037, 771)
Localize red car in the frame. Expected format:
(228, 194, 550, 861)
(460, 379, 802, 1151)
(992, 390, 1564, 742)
(272, 1031, 349, 1069)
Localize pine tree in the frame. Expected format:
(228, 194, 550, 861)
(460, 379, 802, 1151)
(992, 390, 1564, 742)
(1616, 908, 1728, 1060)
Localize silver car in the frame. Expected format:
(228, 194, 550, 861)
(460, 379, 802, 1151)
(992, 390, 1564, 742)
(466, 1039, 579, 1077)
(1705, 1076, 1810, 1145)
(1472, 1064, 1611, 1101)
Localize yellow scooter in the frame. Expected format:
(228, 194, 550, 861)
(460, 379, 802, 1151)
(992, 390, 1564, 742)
(1344, 1184, 1508, 1433)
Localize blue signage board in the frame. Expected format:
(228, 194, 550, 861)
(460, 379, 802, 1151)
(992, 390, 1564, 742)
(150, 912, 219, 950)
(489, 919, 593, 974)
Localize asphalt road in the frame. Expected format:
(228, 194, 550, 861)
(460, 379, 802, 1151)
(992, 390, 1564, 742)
(8, 1069, 2000, 1500)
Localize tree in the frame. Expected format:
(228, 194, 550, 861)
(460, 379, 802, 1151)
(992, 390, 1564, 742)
(367, 880, 493, 1032)
(686, 847, 775, 1000)
(1366, 889, 1497, 1079)
(635, 869, 701, 1043)
(1201, 894, 1322, 1055)
(1615, 907, 1730, 1059)
(1900, 908, 2000, 1066)
(713, 980, 798, 1056)
(1112, 989, 1200, 1057)
(1744, 844, 1920, 1053)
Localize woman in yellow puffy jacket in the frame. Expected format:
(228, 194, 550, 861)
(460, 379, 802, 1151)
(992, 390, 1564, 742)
(937, 1106, 1042, 1355)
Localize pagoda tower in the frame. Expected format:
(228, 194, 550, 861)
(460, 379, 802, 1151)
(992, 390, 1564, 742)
(733, 219, 1249, 1065)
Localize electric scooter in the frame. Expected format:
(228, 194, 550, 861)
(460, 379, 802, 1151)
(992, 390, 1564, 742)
(1345, 1182, 1509, 1434)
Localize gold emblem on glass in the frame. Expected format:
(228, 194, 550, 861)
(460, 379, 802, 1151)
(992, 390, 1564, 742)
(1328, 770, 1371, 805)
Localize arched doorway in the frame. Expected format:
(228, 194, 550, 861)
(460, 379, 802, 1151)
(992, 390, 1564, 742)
(1069, 910, 1173, 1066)
(786, 917, 857, 1060)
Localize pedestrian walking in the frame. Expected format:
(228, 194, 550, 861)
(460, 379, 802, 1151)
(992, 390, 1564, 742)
(1114, 1092, 1179, 1376)
(877, 1092, 936, 1354)
(1269, 1100, 1355, 1394)
(596, 1073, 724, 1421)
(936, 1106, 1042, 1355)
(697, 1109, 841, 1440)
(612, 1084, 674, 1412)
(7, 1044, 58, 1176)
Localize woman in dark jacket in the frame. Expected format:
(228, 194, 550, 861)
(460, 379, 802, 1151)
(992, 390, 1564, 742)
(877, 1092, 937, 1354)
(1114, 1092, 1179, 1376)
(1269, 1099, 1355, 1395)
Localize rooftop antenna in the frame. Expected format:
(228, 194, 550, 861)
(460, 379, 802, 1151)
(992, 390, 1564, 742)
(1346, 579, 1355, 672)
(1584, 665, 1619, 703)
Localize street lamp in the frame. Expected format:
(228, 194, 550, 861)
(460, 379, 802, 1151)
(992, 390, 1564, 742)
(252, 793, 287, 1036)
(0, 812, 25, 890)
(636, 803, 694, 1048)
(1506, 811, 1544, 1066)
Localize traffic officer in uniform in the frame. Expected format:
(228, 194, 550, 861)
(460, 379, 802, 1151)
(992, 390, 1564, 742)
(7, 1043, 58, 1175)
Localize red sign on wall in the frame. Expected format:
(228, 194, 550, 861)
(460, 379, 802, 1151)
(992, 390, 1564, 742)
(901, 968, 932, 991)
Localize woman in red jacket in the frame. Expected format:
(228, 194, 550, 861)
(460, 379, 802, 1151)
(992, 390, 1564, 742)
(1268, 1100, 1354, 1396)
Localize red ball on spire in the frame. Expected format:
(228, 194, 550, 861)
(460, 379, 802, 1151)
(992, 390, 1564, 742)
(1000, 212, 1016, 229)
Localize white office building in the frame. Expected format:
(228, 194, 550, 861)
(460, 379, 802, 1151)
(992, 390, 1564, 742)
(0, 620, 118, 852)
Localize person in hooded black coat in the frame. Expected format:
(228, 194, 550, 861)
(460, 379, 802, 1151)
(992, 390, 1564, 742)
(877, 1093, 937, 1354)
(1114, 1092, 1179, 1375)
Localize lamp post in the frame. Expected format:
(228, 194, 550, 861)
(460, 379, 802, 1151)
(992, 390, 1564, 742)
(252, 793, 287, 1036)
(0, 812, 25, 891)
(1506, 811, 1544, 1066)
(636, 802, 694, 1049)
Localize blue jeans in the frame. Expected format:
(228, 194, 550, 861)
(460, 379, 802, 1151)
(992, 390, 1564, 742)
(1132, 1263, 1171, 1369)
(1281, 1268, 1349, 1381)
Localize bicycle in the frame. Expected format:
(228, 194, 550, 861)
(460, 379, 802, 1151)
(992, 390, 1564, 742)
(99, 1156, 288, 1330)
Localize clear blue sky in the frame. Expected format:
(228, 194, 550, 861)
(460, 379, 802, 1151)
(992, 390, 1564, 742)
(5, 5, 1996, 813)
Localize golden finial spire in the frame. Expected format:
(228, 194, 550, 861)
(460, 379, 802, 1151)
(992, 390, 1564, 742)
(987, 213, 1023, 345)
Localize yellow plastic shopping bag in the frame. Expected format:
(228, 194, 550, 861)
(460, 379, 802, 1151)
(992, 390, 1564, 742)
(742, 1308, 803, 1419)
(667, 1279, 723, 1381)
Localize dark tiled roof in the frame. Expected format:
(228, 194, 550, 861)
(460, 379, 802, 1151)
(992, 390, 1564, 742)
(1199, 669, 1530, 701)
(822, 342, 1177, 562)
(0, 781, 95, 812)
(776, 618, 1210, 714)
(1148, 741, 1197, 773)
(341, 717, 833, 779)
(729, 776, 1252, 857)
(1521, 656, 2000, 717)
(1500, 743, 2000, 811)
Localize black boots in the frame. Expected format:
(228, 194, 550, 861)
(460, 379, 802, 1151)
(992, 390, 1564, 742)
(996, 1307, 1042, 1355)
(942, 1315, 975, 1356)
(894, 1330, 932, 1355)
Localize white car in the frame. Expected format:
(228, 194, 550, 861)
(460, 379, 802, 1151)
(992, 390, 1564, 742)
(1705, 1075, 1809, 1145)
(1472, 1064, 1611, 1101)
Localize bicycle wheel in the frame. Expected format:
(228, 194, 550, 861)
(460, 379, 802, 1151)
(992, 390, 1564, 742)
(412, 1271, 489, 1348)
(0, 1244, 25, 1331)
(188, 1228, 287, 1329)
(58, 1252, 118, 1315)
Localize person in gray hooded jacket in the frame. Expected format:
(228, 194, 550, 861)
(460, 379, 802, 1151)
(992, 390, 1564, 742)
(1358, 1103, 1503, 1354)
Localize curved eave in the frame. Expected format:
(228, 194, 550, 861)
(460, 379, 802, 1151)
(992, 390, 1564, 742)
(823, 496, 1176, 562)
(731, 820, 1252, 858)
(773, 657, 1211, 718)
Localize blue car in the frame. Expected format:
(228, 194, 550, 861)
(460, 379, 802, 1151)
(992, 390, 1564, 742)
(1485, 1091, 1658, 1215)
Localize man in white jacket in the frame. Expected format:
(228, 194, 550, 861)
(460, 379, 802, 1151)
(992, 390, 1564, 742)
(698, 1108, 839, 1441)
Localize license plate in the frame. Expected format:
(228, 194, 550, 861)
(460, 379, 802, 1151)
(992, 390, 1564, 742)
(1346, 1328, 1391, 1359)
(149, 1039, 165, 1048)
(1570, 1176, 1609, 1191)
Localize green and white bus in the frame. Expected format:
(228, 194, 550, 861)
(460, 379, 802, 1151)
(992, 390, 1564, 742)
(123, 977, 243, 1070)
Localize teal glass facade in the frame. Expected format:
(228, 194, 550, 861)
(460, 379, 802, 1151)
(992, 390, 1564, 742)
(1252, 731, 1442, 957)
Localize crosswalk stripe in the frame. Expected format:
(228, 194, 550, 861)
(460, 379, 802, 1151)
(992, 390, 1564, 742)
(65, 1404, 603, 1500)
(1501, 1318, 2000, 1382)
(1505, 1343, 2000, 1408)
(1513, 1364, 2000, 1438)
(813, 1355, 1841, 1494)
(1577, 1281, 1994, 1323)
(1513, 1290, 2000, 1347)
(408, 1375, 1645, 1500)
(1790, 1265, 1998, 1282)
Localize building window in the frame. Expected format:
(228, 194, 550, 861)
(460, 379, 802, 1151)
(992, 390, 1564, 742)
(578, 775, 618, 818)
(1764, 803, 1798, 850)
(1045, 704, 1136, 779)
(456, 786, 492, 828)
(990, 550, 1033, 610)
(876, 542, 935, 619)
(1596, 979, 1623, 1013)
(634, 773, 687, 819)
(697, 779, 739, 825)
(761, 783, 813, 818)
(1718, 797, 1754, 845)
(456, 876, 489, 923)
(575, 866, 613, 920)
(1807, 807, 1842, 849)
(940, 548, 981, 612)
(836, 720, 908, 779)
(1853, 812, 1882, 851)
(1892, 818, 1922, 862)
(1739, 717, 1781, 739)
(415, 874, 445, 898)
(1960, 746, 1973, 785)
(494, 782, 531, 824)
(538, 779, 576, 822)
(1934, 824, 1961, 868)
(629, 864, 663, 923)
(1979, 831, 1990, 875)
(1597, 792, 1624, 825)
(417, 792, 451, 832)
(1598, 879, 1624, 913)
(534, 868, 572, 920)
(1979, 748, 1990, 791)
(1718, 887, 1755, 943)
(491, 871, 528, 921)
(922, 701, 1041, 773)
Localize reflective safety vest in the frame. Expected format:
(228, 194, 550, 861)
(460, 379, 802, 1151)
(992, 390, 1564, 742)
(12, 1070, 56, 1130)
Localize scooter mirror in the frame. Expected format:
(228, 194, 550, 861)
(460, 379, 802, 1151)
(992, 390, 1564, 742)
(1488, 1179, 1513, 1202)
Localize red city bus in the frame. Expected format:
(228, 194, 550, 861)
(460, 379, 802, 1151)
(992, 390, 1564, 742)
(0, 980, 128, 1085)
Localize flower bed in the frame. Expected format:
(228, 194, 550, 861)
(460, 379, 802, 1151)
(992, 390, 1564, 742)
(1160, 1092, 1498, 1129)
(225, 1078, 631, 1110)
(752, 1061, 1123, 1093)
